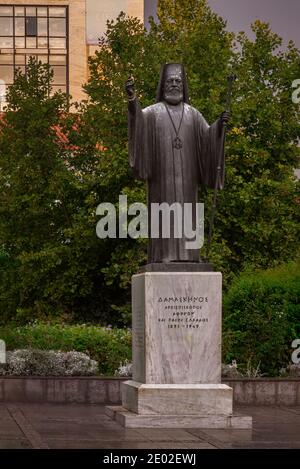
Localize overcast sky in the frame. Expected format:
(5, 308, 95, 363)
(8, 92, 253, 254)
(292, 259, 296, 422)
(144, 0, 300, 48)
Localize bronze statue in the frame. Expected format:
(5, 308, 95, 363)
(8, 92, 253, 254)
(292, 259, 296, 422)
(125, 63, 230, 266)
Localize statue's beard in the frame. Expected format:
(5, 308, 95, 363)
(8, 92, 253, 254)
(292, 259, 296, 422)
(163, 90, 183, 105)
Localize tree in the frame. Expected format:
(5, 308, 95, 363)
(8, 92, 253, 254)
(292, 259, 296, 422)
(212, 20, 300, 277)
(82, 0, 299, 318)
(0, 1, 299, 326)
(0, 59, 112, 324)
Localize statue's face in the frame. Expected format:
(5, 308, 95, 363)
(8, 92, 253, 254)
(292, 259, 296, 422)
(163, 74, 183, 105)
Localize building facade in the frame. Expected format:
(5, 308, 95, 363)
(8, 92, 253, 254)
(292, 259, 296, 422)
(0, 0, 144, 108)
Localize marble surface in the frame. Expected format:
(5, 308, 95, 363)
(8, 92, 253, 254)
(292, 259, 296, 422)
(122, 381, 233, 416)
(132, 275, 146, 382)
(132, 272, 222, 384)
(106, 406, 252, 429)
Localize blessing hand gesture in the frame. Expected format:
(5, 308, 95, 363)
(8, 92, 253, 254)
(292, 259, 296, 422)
(125, 76, 135, 100)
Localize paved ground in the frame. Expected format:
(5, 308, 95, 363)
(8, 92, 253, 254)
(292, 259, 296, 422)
(0, 404, 299, 449)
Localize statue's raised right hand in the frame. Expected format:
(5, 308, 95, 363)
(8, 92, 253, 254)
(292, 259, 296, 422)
(125, 76, 135, 99)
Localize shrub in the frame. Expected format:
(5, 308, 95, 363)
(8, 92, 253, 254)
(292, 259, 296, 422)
(0, 323, 132, 375)
(223, 261, 300, 376)
(0, 349, 98, 376)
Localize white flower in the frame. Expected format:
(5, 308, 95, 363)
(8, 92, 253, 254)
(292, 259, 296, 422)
(0, 349, 99, 376)
(115, 359, 132, 377)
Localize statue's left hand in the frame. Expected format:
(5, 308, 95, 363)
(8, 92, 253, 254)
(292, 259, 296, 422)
(220, 110, 231, 124)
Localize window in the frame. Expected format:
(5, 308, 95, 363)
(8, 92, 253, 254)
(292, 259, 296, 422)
(37, 7, 47, 17)
(0, 6, 13, 16)
(49, 37, 66, 49)
(25, 17, 37, 36)
(26, 6, 36, 16)
(15, 7, 25, 16)
(38, 17, 47, 36)
(26, 36, 36, 48)
(0, 5, 69, 108)
(49, 7, 66, 17)
(0, 37, 13, 48)
(49, 18, 66, 36)
(15, 17, 25, 35)
(0, 17, 13, 35)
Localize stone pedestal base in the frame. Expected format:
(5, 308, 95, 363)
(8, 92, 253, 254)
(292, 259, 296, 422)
(105, 406, 252, 429)
(105, 271, 252, 429)
(122, 381, 233, 415)
(131, 272, 223, 384)
(104, 380, 252, 428)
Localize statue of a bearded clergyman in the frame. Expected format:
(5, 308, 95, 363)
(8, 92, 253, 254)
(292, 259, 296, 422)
(125, 63, 230, 267)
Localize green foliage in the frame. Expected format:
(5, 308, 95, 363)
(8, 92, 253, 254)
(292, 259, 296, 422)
(0, 59, 113, 323)
(81, 0, 230, 304)
(0, 1, 299, 326)
(0, 323, 132, 375)
(223, 261, 300, 376)
(83, 0, 300, 303)
(213, 20, 300, 281)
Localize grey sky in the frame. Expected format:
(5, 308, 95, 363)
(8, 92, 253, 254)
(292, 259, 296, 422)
(145, 0, 300, 48)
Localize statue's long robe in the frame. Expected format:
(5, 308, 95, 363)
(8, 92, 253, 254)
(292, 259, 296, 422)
(128, 99, 225, 263)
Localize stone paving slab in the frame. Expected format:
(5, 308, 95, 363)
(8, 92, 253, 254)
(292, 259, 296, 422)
(0, 438, 32, 449)
(0, 403, 299, 449)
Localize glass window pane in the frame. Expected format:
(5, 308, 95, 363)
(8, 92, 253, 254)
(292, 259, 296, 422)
(15, 55, 25, 65)
(0, 7, 13, 16)
(15, 7, 25, 17)
(38, 37, 48, 48)
(26, 7, 36, 17)
(26, 37, 36, 48)
(49, 38, 66, 49)
(38, 55, 48, 64)
(52, 66, 66, 85)
(37, 7, 47, 17)
(50, 55, 66, 65)
(38, 18, 47, 36)
(15, 37, 25, 48)
(49, 18, 66, 37)
(0, 37, 13, 48)
(0, 18, 13, 36)
(0, 65, 14, 84)
(15, 18, 25, 36)
(0, 54, 13, 64)
(49, 7, 66, 17)
(26, 17, 37, 36)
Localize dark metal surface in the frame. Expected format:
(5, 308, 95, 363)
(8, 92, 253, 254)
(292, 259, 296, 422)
(139, 262, 214, 273)
(126, 63, 227, 265)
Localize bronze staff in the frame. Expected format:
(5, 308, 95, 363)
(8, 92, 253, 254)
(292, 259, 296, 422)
(206, 74, 236, 261)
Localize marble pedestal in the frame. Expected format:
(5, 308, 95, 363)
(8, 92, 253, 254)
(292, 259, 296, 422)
(106, 272, 252, 428)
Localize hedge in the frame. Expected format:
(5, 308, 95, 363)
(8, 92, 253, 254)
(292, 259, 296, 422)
(0, 323, 131, 375)
(223, 261, 300, 376)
